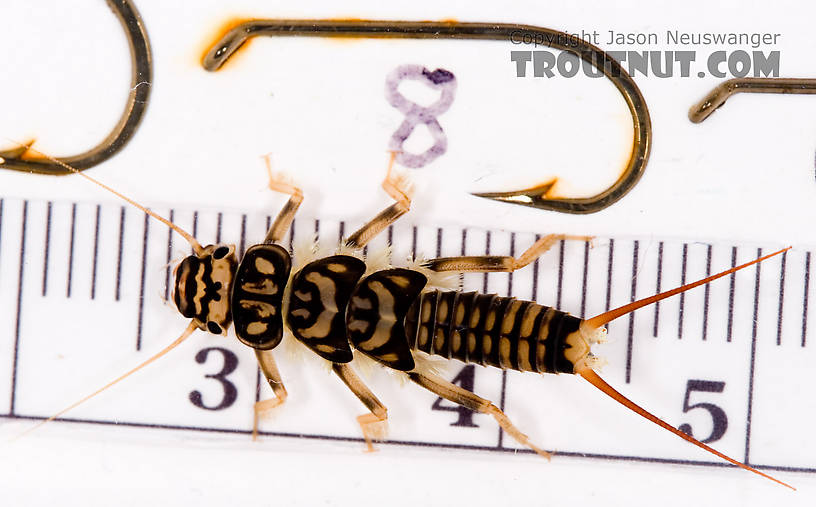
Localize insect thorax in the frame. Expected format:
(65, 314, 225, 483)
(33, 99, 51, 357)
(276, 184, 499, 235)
(173, 243, 295, 349)
(232, 244, 292, 349)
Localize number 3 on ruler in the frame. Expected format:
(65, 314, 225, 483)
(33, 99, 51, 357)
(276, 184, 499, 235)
(678, 379, 728, 444)
(189, 347, 239, 411)
(385, 64, 457, 169)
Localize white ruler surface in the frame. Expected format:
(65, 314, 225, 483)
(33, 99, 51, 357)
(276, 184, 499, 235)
(1, 195, 813, 476)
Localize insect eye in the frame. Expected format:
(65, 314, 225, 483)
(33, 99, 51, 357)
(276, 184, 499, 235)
(213, 246, 230, 259)
(207, 322, 223, 334)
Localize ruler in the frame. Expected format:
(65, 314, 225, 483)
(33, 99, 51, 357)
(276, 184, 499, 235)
(1, 195, 813, 476)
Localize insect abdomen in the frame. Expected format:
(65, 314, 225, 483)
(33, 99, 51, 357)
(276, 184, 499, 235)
(405, 290, 587, 374)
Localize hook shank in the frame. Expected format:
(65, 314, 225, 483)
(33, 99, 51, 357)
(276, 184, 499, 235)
(203, 19, 651, 214)
(690, 78, 816, 123)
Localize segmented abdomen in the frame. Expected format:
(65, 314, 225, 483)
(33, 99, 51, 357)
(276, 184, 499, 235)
(404, 290, 585, 374)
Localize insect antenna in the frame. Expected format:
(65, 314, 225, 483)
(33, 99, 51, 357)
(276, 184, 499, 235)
(13, 322, 198, 441)
(575, 246, 794, 489)
(585, 246, 790, 328)
(2, 140, 204, 254)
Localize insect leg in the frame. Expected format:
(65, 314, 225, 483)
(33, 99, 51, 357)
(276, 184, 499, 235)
(262, 155, 304, 243)
(253, 349, 289, 440)
(423, 234, 591, 273)
(332, 363, 388, 452)
(408, 370, 551, 459)
(345, 153, 412, 249)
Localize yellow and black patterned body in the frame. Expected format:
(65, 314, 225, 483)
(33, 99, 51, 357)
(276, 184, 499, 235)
(174, 247, 590, 375)
(231, 244, 292, 349)
(405, 290, 590, 374)
(173, 243, 293, 349)
(346, 268, 428, 371)
(286, 255, 367, 362)
(342, 268, 590, 375)
(173, 245, 238, 335)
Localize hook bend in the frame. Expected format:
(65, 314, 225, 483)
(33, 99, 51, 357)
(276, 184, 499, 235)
(0, 0, 152, 175)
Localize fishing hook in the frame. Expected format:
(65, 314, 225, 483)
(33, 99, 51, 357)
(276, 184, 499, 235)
(202, 19, 652, 214)
(690, 77, 816, 123)
(0, 0, 152, 175)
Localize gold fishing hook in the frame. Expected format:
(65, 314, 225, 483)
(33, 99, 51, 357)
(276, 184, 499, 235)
(202, 19, 652, 214)
(690, 77, 816, 123)
(0, 0, 152, 175)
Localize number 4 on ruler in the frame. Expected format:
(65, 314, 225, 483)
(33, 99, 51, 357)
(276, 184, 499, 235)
(431, 366, 479, 428)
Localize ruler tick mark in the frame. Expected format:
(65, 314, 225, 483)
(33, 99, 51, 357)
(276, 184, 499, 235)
(497, 232, 514, 450)
(458, 229, 467, 286)
(191, 211, 198, 243)
(626, 240, 639, 384)
(556, 239, 564, 309)
(580, 240, 589, 318)
(653, 241, 663, 337)
(91, 205, 101, 300)
(745, 248, 762, 465)
(10, 201, 28, 415)
(482, 231, 491, 294)
(115, 207, 126, 301)
(727, 246, 738, 343)
(507, 232, 514, 296)
(776, 250, 787, 346)
(702, 245, 712, 341)
(164, 210, 175, 301)
(803, 252, 811, 348)
(531, 234, 540, 303)
(66, 203, 77, 298)
(255, 368, 262, 404)
(436, 228, 443, 258)
(677, 243, 688, 340)
(238, 214, 247, 259)
(605, 239, 615, 313)
(136, 212, 150, 351)
(41, 201, 52, 297)
(285, 216, 292, 253)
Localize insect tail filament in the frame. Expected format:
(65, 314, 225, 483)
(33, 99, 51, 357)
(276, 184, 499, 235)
(585, 246, 791, 328)
(577, 368, 795, 490)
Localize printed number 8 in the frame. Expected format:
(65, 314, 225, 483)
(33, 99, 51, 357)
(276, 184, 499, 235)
(385, 64, 457, 169)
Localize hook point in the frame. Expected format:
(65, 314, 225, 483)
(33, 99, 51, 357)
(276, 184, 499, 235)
(472, 179, 558, 205)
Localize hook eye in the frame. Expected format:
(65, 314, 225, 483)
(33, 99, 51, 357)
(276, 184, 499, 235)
(0, 0, 152, 175)
(202, 19, 651, 214)
(690, 77, 816, 123)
